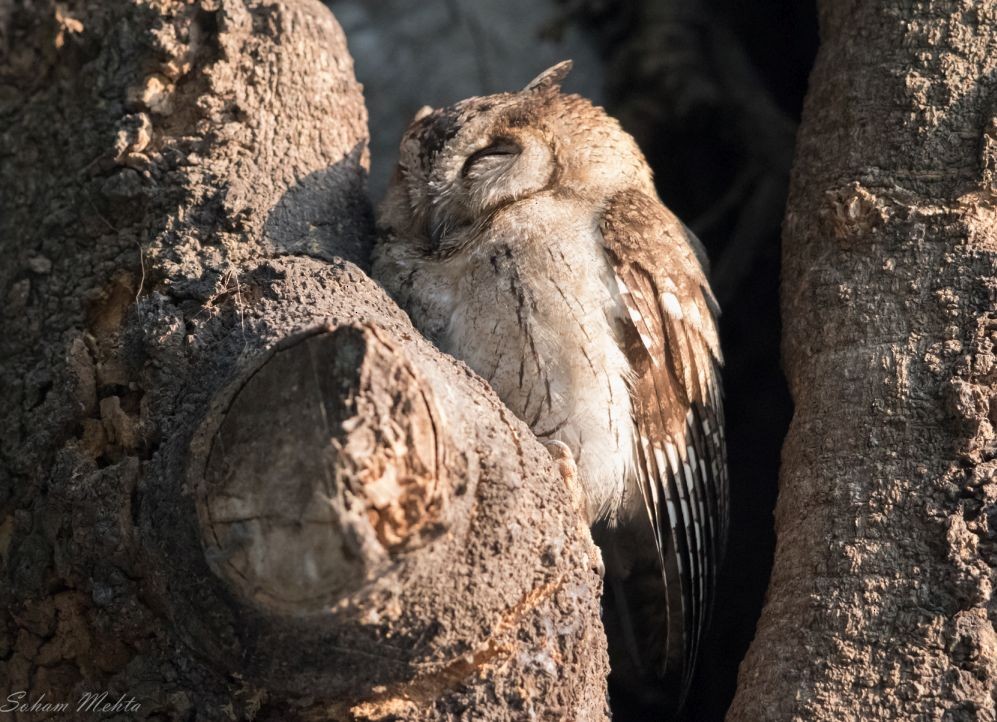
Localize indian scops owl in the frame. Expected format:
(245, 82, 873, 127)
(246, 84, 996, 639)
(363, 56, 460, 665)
(372, 61, 727, 712)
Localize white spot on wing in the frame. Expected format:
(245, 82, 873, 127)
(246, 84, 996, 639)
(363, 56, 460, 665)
(665, 442, 681, 475)
(661, 292, 683, 319)
(686, 300, 703, 327)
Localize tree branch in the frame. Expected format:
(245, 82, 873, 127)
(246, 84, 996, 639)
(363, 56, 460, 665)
(0, 1, 608, 719)
(729, 2, 997, 718)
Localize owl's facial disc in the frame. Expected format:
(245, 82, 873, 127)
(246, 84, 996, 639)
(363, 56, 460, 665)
(424, 121, 554, 254)
(381, 89, 562, 257)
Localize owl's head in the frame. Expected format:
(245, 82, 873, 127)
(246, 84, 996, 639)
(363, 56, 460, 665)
(377, 61, 652, 257)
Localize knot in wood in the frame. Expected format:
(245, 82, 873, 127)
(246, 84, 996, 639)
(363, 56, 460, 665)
(194, 323, 448, 614)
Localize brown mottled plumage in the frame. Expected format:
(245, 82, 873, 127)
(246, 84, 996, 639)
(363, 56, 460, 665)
(373, 61, 727, 714)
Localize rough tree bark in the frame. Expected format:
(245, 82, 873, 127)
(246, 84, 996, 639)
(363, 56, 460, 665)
(0, 1, 608, 720)
(729, 2, 997, 720)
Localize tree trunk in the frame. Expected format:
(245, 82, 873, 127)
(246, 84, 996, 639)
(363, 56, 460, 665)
(0, 1, 608, 720)
(729, 2, 997, 720)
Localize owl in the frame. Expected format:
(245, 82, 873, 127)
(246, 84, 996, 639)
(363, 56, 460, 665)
(372, 61, 727, 714)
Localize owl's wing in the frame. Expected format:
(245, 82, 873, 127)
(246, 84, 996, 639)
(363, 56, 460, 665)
(600, 189, 728, 701)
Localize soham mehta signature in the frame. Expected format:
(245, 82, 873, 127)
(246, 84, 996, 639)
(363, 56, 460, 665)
(1, 691, 141, 715)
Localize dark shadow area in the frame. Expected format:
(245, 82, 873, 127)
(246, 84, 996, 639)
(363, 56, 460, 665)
(263, 142, 374, 270)
(576, 2, 817, 719)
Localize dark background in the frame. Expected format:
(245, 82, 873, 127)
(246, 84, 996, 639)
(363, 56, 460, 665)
(582, 7, 817, 720)
(329, 1, 820, 718)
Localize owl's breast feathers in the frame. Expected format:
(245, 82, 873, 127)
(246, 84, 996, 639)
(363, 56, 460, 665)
(600, 188, 728, 699)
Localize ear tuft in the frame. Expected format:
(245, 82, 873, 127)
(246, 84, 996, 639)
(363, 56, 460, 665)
(523, 60, 573, 94)
(411, 105, 434, 123)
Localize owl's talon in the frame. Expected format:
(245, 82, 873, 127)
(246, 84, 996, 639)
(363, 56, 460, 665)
(544, 440, 585, 516)
(544, 439, 576, 479)
(544, 440, 603, 573)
